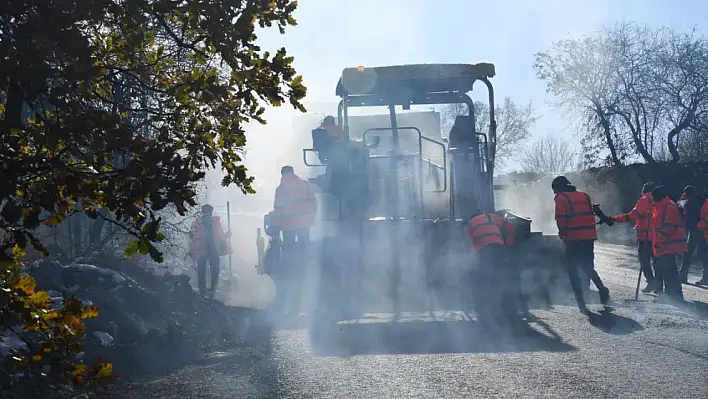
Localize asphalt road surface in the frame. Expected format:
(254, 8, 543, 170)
(117, 243, 708, 399)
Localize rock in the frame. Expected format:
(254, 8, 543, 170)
(92, 331, 115, 347)
(0, 328, 28, 358)
(60, 263, 132, 288)
(26, 260, 64, 291)
(21, 254, 254, 379)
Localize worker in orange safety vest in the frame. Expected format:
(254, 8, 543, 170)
(696, 197, 708, 286)
(677, 185, 707, 284)
(650, 185, 687, 301)
(272, 165, 318, 319)
(465, 211, 527, 322)
(320, 115, 345, 141)
(552, 176, 610, 314)
(188, 204, 231, 298)
(465, 212, 517, 253)
(613, 182, 660, 293)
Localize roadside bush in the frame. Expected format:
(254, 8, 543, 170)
(1, 247, 115, 389)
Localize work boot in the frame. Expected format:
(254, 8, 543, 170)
(641, 282, 654, 293)
(653, 281, 664, 294)
(598, 286, 610, 306)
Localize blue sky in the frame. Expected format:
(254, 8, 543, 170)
(241, 0, 706, 177)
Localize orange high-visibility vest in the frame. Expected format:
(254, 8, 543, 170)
(651, 197, 688, 256)
(465, 213, 516, 253)
(695, 199, 708, 239)
(554, 190, 598, 241)
(615, 192, 653, 241)
(321, 123, 344, 140)
(188, 216, 230, 258)
(273, 174, 317, 231)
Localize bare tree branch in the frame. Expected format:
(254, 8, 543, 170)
(535, 22, 708, 165)
(520, 135, 577, 174)
(440, 97, 536, 171)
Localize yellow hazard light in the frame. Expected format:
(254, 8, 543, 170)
(357, 66, 365, 72)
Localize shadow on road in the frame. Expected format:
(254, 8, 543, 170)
(524, 288, 614, 312)
(311, 318, 576, 357)
(586, 309, 644, 335)
(683, 300, 708, 320)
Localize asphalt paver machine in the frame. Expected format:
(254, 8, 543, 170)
(278, 63, 565, 334)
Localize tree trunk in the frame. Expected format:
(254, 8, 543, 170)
(619, 113, 655, 163)
(668, 110, 696, 163)
(598, 113, 622, 166)
(2, 80, 24, 133)
(667, 128, 681, 163)
(70, 213, 83, 256)
(88, 209, 109, 248)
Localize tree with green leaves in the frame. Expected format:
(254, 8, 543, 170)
(1, 0, 305, 386)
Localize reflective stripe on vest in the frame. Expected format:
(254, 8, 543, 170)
(466, 214, 506, 252)
(653, 200, 688, 256)
(555, 191, 598, 240)
(635, 195, 653, 241)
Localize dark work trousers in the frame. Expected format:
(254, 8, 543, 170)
(638, 240, 657, 285)
(197, 255, 220, 296)
(278, 229, 310, 316)
(680, 229, 708, 281)
(564, 240, 606, 308)
(655, 254, 683, 300)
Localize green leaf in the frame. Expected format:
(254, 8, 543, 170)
(124, 240, 139, 258)
(138, 239, 150, 255)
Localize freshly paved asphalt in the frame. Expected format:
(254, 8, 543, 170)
(116, 243, 708, 399)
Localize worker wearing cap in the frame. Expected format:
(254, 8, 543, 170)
(696, 196, 708, 285)
(188, 204, 231, 298)
(312, 115, 347, 169)
(272, 165, 318, 318)
(651, 185, 687, 301)
(465, 210, 526, 322)
(677, 185, 707, 284)
(614, 182, 659, 293)
(552, 176, 610, 314)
